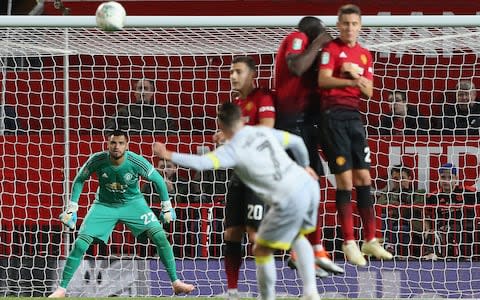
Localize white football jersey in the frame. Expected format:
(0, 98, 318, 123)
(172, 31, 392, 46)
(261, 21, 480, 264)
(172, 126, 312, 206)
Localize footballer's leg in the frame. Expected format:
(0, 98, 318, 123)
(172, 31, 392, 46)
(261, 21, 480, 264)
(350, 122, 392, 261)
(224, 174, 248, 299)
(49, 235, 93, 298)
(124, 199, 194, 295)
(253, 243, 277, 300)
(50, 203, 115, 298)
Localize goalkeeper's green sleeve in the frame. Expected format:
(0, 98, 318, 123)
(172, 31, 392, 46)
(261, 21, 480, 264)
(70, 179, 85, 204)
(147, 169, 170, 202)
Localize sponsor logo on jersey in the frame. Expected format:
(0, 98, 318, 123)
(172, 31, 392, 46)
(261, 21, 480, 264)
(356, 66, 365, 75)
(102, 173, 108, 178)
(350, 63, 364, 76)
(292, 38, 303, 50)
(258, 106, 275, 112)
(360, 54, 368, 65)
(339, 51, 347, 58)
(321, 52, 330, 65)
(106, 182, 127, 193)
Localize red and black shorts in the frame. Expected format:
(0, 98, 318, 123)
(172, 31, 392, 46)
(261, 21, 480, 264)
(318, 108, 371, 174)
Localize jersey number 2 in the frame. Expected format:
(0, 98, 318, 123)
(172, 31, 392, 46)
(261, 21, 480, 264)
(364, 146, 371, 163)
(141, 212, 157, 225)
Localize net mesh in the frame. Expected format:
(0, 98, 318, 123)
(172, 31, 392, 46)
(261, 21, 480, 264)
(1, 25, 480, 298)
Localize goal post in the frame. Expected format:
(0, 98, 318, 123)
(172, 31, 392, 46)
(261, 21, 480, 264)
(1, 15, 480, 298)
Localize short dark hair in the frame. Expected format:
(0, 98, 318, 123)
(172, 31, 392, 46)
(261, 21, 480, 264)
(390, 164, 402, 176)
(110, 129, 128, 140)
(218, 102, 242, 128)
(232, 56, 257, 72)
(338, 4, 362, 18)
(390, 164, 412, 178)
(298, 16, 325, 41)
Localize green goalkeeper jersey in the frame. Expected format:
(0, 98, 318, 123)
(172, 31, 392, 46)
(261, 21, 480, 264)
(70, 150, 169, 205)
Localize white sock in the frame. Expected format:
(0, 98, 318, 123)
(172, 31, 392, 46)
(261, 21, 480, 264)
(255, 255, 276, 300)
(292, 235, 317, 296)
(227, 288, 238, 295)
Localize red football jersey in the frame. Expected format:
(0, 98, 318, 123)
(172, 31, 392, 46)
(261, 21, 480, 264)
(274, 30, 318, 117)
(233, 88, 275, 125)
(319, 38, 373, 111)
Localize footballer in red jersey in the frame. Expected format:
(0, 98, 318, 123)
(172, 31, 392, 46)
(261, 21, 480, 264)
(233, 88, 275, 126)
(275, 17, 345, 277)
(317, 4, 392, 266)
(220, 56, 275, 299)
(274, 16, 330, 177)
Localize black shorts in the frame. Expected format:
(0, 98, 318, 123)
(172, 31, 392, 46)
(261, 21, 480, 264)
(225, 173, 266, 229)
(275, 116, 324, 176)
(318, 109, 371, 174)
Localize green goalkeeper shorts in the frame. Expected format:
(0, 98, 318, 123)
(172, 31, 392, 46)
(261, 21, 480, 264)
(78, 198, 163, 243)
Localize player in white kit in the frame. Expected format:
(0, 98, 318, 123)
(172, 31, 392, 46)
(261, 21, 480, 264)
(153, 102, 321, 300)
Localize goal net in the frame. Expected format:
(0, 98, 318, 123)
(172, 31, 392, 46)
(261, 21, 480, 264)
(1, 15, 480, 298)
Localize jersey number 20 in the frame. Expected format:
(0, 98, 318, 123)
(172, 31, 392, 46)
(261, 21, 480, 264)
(247, 204, 263, 220)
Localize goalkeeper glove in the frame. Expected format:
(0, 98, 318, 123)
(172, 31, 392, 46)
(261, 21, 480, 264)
(160, 200, 176, 224)
(59, 202, 78, 230)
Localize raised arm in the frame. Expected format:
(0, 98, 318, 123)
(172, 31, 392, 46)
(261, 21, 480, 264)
(153, 142, 237, 171)
(288, 32, 332, 76)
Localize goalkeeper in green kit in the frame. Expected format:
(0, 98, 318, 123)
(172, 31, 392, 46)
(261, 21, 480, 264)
(49, 130, 194, 298)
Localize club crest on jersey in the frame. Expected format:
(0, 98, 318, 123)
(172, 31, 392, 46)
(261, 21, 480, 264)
(360, 54, 368, 65)
(321, 52, 330, 65)
(245, 101, 254, 111)
(292, 38, 303, 50)
(124, 172, 136, 184)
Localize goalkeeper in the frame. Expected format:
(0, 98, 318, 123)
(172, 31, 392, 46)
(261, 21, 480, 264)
(49, 130, 194, 298)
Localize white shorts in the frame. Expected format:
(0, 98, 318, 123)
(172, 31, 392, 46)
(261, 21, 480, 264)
(256, 176, 319, 250)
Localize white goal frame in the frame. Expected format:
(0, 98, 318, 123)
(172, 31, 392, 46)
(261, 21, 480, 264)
(1, 14, 480, 298)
